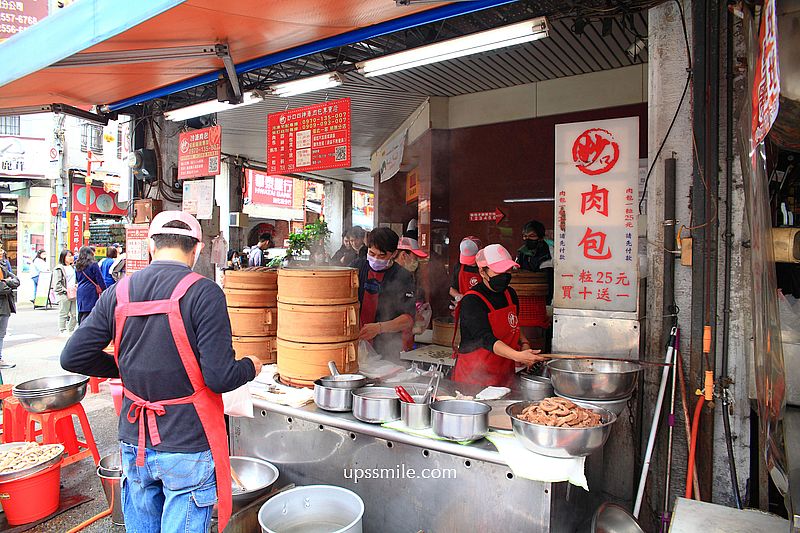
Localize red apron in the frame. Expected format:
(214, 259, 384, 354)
(452, 289, 520, 388)
(457, 264, 481, 296)
(113, 273, 233, 532)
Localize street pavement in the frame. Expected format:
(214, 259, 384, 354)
(2, 303, 122, 532)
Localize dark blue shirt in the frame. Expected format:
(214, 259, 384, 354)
(61, 260, 256, 453)
(76, 263, 106, 313)
(99, 258, 115, 287)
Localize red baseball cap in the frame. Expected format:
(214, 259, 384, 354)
(459, 236, 481, 265)
(148, 210, 203, 241)
(476, 244, 519, 273)
(397, 237, 428, 258)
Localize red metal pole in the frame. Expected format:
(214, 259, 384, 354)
(84, 151, 92, 248)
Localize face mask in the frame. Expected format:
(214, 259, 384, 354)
(367, 255, 392, 272)
(525, 239, 541, 250)
(191, 243, 203, 270)
(401, 256, 419, 272)
(488, 272, 512, 292)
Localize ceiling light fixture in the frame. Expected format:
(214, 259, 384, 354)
(270, 72, 344, 98)
(357, 17, 548, 77)
(503, 197, 555, 203)
(164, 90, 266, 122)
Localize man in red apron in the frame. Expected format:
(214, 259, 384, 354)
(449, 236, 482, 303)
(61, 211, 262, 532)
(453, 244, 546, 387)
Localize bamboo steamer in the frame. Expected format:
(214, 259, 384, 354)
(277, 302, 359, 343)
(510, 271, 549, 297)
(432, 317, 460, 347)
(233, 336, 277, 364)
(277, 338, 359, 388)
(773, 227, 800, 263)
(277, 267, 358, 305)
(223, 269, 278, 290)
(228, 307, 277, 337)
(224, 288, 278, 308)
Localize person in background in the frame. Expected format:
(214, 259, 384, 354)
(0, 249, 13, 275)
(75, 246, 106, 324)
(453, 244, 546, 387)
(404, 218, 419, 241)
(449, 236, 482, 303)
(352, 228, 415, 363)
(53, 249, 78, 336)
(348, 226, 367, 263)
(396, 236, 429, 351)
(0, 259, 19, 369)
(248, 233, 272, 267)
(331, 232, 353, 266)
(516, 220, 554, 299)
(30, 249, 48, 303)
(99, 246, 118, 287)
(225, 250, 242, 271)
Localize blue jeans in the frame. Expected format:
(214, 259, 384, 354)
(120, 442, 217, 533)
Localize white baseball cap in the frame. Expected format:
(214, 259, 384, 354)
(148, 211, 202, 241)
(476, 244, 519, 273)
(459, 236, 481, 265)
(397, 237, 428, 258)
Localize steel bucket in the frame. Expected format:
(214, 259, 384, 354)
(97, 453, 124, 526)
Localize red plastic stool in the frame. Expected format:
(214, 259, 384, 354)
(26, 403, 100, 467)
(2, 397, 30, 443)
(88, 377, 109, 394)
(0, 384, 14, 401)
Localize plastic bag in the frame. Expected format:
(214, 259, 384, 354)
(222, 383, 253, 418)
(413, 303, 433, 335)
(779, 291, 800, 344)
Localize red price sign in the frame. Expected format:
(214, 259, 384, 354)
(468, 208, 505, 224)
(178, 125, 221, 180)
(125, 224, 150, 275)
(267, 98, 351, 174)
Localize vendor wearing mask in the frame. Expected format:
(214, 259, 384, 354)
(354, 228, 416, 363)
(396, 236, 429, 351)
(516, 220, 554, 302)
(453, 244, 546, 387)
(449, 236, 482, 302)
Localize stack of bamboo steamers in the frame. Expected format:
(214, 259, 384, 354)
(276, 267, 360, 388)
(224, 268, 279, 363)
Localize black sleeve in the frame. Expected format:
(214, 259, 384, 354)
(394, 268, 416, 319)
(60, 289, 120, 378)
(458, 294, 498, 353)
(450, 265, 460, 291)
(190, 281, 256, 394)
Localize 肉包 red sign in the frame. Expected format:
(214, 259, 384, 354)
(266, 98, 351, 174)
(244, 169, 294, 208)
(469, 208, 505, 224)
(553, 117, 639, 313)
(178, 125, 221, 180)
(0, 0, 48, 41)
(68, 211, 87, 252)
(71, 184, 127, 216)
(751, 0, 780, 153)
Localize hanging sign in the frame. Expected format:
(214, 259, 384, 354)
(182, 178, 214, 220)
(178, 125, 221, 180)
(125, 224, 150, 275)
(0, 0, 48, 41)
(0, 136, 47, 178)
(553, 117, 639, 312)
(67, 211, 87, 252)
(469, 208, 505, 224)
(405, 169, 419, 204)
(750, 0, 780, 153)
(244, 169, 294, 208)
(379, 129, 406, 183)
(71, 184, 127, 216)
(266, 98, 351, 174)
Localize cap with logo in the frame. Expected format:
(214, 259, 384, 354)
(459, 236, 482, 265)
(475, 244, 519, 273)
(148, 210, 203, 241)
(397, 237, 428, 258)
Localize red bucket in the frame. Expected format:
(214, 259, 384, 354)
(0, 461, 62, 525)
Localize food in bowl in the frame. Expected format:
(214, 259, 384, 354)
(0, 443, 63, 473)
(516, 397, 603, 428)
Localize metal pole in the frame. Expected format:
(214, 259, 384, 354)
(84, 150, 92, 248)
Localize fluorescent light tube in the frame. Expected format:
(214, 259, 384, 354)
(357, 17, 548, 77)
(503, 197, 555, 203)
(270, 72, 344, 97)
(164, 90, 265, 122)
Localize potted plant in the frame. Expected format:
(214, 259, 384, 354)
(268, 218, 331, 267)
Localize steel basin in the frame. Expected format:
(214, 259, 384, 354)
(313, 380, 353, 412)
(351, 387, 399, 424)
(518, 373, 554, 401)
(555, 391, 631, 417)
(230, 456, 279, 509)
(0, 443, 64, 482)
(591, 502, 645, 533)
(547, 359, 642, 401)
(319, 374, 367, 390)
(506, 400, 616, 458)
(430, 400, 490, 441)
(12, 374, 89, 413)
(259, 485, 364, 533)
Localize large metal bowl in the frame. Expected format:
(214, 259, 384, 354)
(0, 443, 65, 482)
(591, 502, 645, 533)
(547, 359, 642, 401)
(430, 400, 490, 441)
(230, 456, 279, 510)
(13, 374, 89, 413)
(555, 391, 631, 417)
(506, 400, 616, 458)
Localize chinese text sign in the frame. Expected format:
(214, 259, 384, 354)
(68, 211, 87, 252)
(125, 225, 150, 275)
(553, 117, 639, 312)
(750, 0, 779, 153)
(0, 0, 48, 41)
(244, 169, 295, 208)
(178, 126, 221, 180)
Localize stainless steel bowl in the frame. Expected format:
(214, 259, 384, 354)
(518, 373, 554, 401)
(352, 387, 400, 424)
(555, 391, 630, 417)
(97, 450, 122, 478)
(430, 400, 490, 441)
(259, 485, 364, 533)
(547, 359, 642, 401)
(319, 373, 367, 389)
(506, 400, 616, 458)
(230, 456, 279, 510)
(13, 374, 89, 413)
(400, 395, 431, 429)
(314, 380, 354, 412)
(591, 502, 645, 533)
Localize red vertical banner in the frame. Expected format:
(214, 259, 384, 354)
(68, 211, 87, 253)
(178, 125, 221, 180)
(125, 224, 150, 275)
(750, 0, 780, 152)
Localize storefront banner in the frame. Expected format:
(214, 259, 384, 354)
(267, 98, 351, 174)
(0, 136, 47, 178)
(182, 178, 214, 220)
(553, 117, 639, 313)
(67, 211, 87, 252)
(405, 169, 418, 203)
(244, 169, 294, 208)
(125, 224, 150, 275)
(378, 129, 406, 183)
(71, 184, 127, 216)
(750, 0, 779, 153)
(178, 125, 221, 180)
(0, 0, 48, 41)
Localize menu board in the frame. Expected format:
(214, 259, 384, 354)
(125, 224, 150, 275)
(266, 98, 351, 174)
(178, 126, 221, 180)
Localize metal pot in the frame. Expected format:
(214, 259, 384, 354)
(555, 391, 630, 417)
(400, 396, 431, 429)
(259, 485, 364, 533)
(547, 359, 642, 401)
(97, 453, 124, 526)
(518, 373, 554, 401)
(314, 380, 354, 412)
(319, 374, 367, 389)
(12, 374, 89, 413)
(351, 387, 399, 424)
(230, 456, 279, 510)
(506, 400, 616, 458)
(430, 400, 490, 441)
(591, 502, 645, 533)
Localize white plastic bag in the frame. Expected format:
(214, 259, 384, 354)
(222, 383, 254, 418)
(413, 303, 433, 335)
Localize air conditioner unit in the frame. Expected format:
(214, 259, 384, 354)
(230, 212, 248, 227)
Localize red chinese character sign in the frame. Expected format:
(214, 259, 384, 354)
(68, 211, 87, 253)
(750, 0, 779, 154)
(267, 98, 351, 174)
(178, 126, 221, 180)
(244, 169, 295, 208)
(554, 117, 639, 312)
